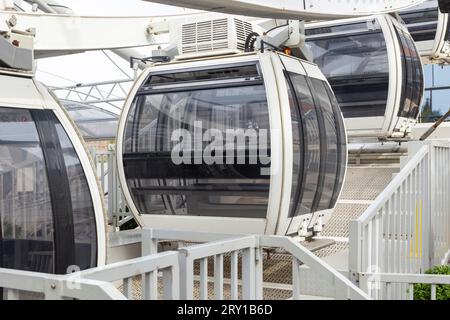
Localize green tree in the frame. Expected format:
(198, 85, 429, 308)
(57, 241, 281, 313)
(420, 97, 442, 123)
(413, 265, 450, 300)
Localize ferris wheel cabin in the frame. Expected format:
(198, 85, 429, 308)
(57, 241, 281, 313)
(305, 14, 424, 141)
(0, 71, 106, 275)
(400, 0, 450, 64)
(117, 51, 347, 236)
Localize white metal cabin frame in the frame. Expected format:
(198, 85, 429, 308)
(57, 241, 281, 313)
(0, 72, 107, 268)
(116, 51, 346, 236)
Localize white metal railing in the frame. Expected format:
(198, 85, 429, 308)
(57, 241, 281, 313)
(91, 147, 129, 225)
(142, 229, 369, 300)
(359, 272, 450, 300)
(178, 236, 260, 299)
(79, 250, 180, 300)
(0, 267, 125, 300)
(0, 228, 370, 300)
(0, 250, 180, 300)
(349, 141, 450, 299)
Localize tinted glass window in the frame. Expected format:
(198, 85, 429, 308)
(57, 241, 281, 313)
(305, 22, 372, 37)
(283, 70, 346, 216)
(123, 82, 271, 218)
(395, 26, 424, 119)
(147, 65, 260, 86)
(63, 101, 119, 140)
(0, 107, 98, 275)
(325, 85, 347, 207)
(0, 108, 55, 273)
(400, 2, 439, 42)
(288, 73, 321, 215)
(55, 124, 97, 270)
(310, 79, 338, 210)
(306, 29, 389, 118)
(285, 77, 304, 218)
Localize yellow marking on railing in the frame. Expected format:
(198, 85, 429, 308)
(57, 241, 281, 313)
(410, 200, 423, 259)
(414, 202, 419, 258)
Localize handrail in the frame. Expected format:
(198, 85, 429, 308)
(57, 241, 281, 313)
(0, 267, 126, 300)
(350, 141, 450, 299)
(260, 236, 370, 300)
(356, 145, 428, 224)
(360, 272, 450, 300)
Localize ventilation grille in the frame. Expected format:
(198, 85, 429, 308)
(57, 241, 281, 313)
(179, 17, 253, 56)
(234, 18, 253, 51)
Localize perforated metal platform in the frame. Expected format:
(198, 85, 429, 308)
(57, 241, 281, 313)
(339, 167, 399, 201)
(321, 166, 398, 239)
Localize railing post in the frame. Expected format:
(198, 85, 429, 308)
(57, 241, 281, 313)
(428, 143, 435, 269)
(163, 266, 178, 300)
(178, 249, 194, 300)
(292, 258, 301, 300)
(358, 273, 370, 298)
(142, 229, 158, 255)
(349, 220, 362, 285)
(214, 254, 224, 300)
(241, 247, 256, 299)
(254, 245, 264, 300)
(141, 229, 159, 299)
(170, 263, 180, 300)
(230, 251, 239, 300)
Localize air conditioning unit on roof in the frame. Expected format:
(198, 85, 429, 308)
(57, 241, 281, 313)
(176, 16, 257, 59)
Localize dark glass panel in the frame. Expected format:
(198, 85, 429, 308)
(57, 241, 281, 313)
(55, 123, 97, 270)
(123, 83, 271, 218)
(395, 26, 424, 119)
(310, 79, 338, 210)
(306, 30, 389, 118)
(400, 3, 439, 42)
(284, 76, 304, 218)
(288, 73, 321, 215)
(146, 65, 260, 86)
(325, 84, 347, 207)
(0, 108, 55, 273)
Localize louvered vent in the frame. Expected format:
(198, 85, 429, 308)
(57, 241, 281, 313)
(178, 17, 254, 57)
(234, 18, 253, 51)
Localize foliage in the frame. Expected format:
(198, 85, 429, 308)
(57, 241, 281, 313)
(420, 98, 442, 123)
(119, 217, 138, 231)
(413, 265, 450, 300)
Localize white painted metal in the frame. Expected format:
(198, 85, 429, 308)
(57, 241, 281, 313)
(360, 272, 450, 300)
(0, 10, 189, 57)
(144, 0, 427, 20)
(0, 267, 126, 299)
(50, 79, 133, 112)
(0, 72, 107, 268)
(350, 140, 450, 299)
(91, 148, 129, 225)
(0, 228, 372, 300)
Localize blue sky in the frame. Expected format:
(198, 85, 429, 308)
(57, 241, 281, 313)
(424, 64, 450, 115)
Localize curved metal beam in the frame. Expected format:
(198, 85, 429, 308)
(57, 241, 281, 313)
(143, 0, 427, 20)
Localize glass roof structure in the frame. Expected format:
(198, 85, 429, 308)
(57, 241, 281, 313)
(61, 100, 119, 140)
